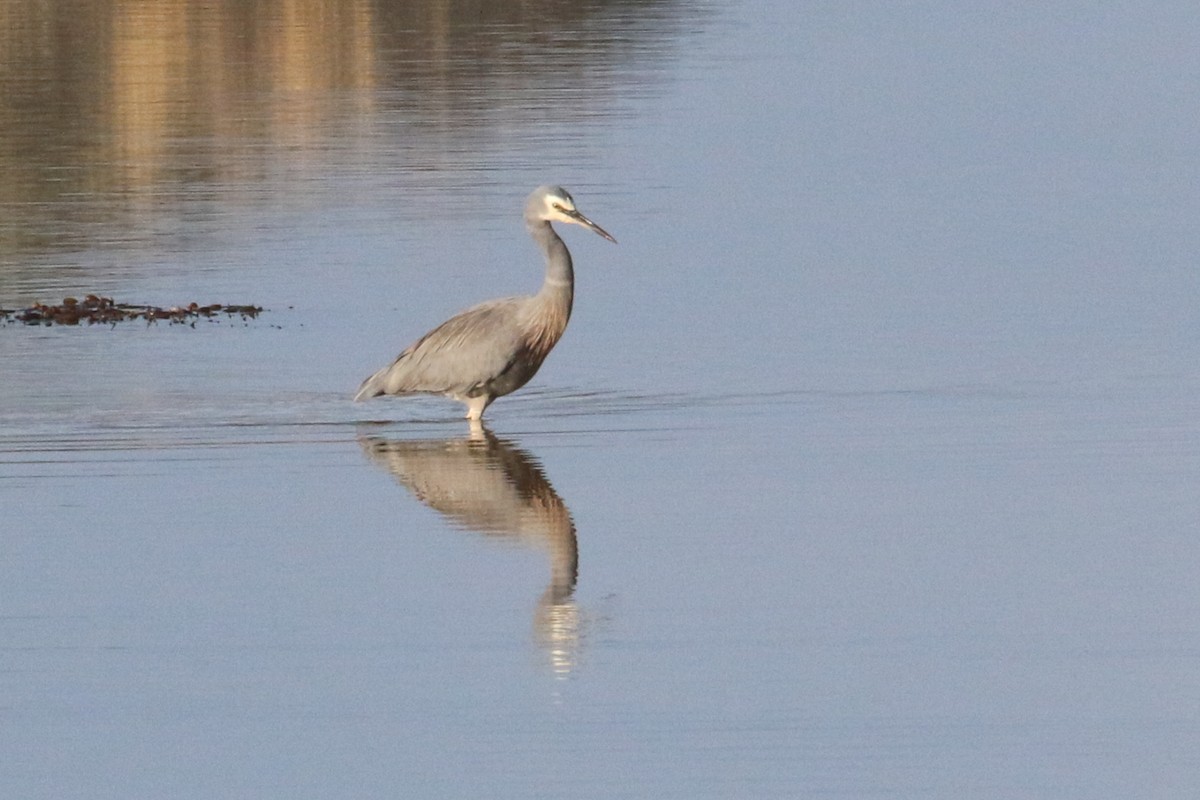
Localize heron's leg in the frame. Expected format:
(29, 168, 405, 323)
(464, 395, 492, 421)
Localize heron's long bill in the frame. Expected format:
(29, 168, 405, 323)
(567, 209, 617, 244)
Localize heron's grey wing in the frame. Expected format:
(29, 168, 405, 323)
(356, 298, 527, 398)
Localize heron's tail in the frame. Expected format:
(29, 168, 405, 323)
(353, 365, 390, 401)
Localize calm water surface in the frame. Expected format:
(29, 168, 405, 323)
(3, 1, 1200, 797)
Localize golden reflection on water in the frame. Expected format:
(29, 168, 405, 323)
(358, 426, 581, 678)
(105, 0, 378, 192)
(0, 0, 697, 262)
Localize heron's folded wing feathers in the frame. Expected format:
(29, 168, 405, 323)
(358, 298, 526, 398)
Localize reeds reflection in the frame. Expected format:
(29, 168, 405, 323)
(0, 0, 705, 262)
(358, 426, 581, 677)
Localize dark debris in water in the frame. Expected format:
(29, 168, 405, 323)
(0, 296, 264, 327)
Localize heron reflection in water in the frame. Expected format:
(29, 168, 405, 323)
(358, 426, 581, 676)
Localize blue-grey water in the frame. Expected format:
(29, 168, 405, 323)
(3, 1, 1200, 797)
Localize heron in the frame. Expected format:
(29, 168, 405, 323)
(354, 185, 617, 420)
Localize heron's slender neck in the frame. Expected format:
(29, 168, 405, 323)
(528, 219, 574, 312)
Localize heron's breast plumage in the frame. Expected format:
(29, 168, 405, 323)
(520, 293, 571, 364)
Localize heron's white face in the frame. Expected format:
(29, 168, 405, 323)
(543, 192, 579, 225)
(527, 185, 617, 243)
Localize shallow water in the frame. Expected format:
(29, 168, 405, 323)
(4, 1, 1200, 798)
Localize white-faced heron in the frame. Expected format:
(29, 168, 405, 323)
(354, 185, 617, 420)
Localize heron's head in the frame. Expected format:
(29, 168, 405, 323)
(527, 185, 617, 243)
